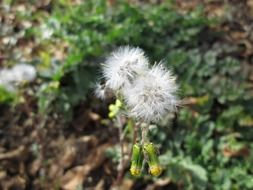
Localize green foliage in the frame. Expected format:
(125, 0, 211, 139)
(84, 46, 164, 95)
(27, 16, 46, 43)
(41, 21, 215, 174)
(160, 154, 208, 189)
(0, 86, 16, 104)
(38, 0, 253, 188)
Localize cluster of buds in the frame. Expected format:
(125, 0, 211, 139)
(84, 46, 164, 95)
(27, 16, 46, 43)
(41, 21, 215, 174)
(130, 143, 162, 177)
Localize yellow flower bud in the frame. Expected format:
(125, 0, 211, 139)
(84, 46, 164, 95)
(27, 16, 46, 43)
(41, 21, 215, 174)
(115, 99, 122, 107)
(149, 164, 162, 177)
(108, 112, 114, 118)
(109, 104, 114, 111)
(143, 142, 162, 177)
(130, 144, 143, 177)
(130, 165, 141, 176)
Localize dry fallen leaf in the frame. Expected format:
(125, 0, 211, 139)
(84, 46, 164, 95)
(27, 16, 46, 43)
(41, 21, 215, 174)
(61, 143, 111, 190)
(94, 179, 104, 190)
(1, 175, 26, 190)
(146, 178, 171, 190)
(223, 146, 250, 158)
(0, 146, 26, 160)
(61, 166, 85, 190)
(110, 179, 134, 190)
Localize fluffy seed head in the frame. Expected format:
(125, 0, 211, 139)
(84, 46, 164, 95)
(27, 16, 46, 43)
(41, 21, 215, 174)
(102, 46, 148, 91)
(123, 64, 178, 123)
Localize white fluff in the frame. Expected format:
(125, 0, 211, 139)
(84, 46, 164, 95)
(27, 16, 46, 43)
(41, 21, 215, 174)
(123, 64, 178, 122)
(94, 83, 106, 99)
(0, 64, 36, 91)
(102, 46, 149, 91)
(97, 46, 179, 122)
(0, 69, 16, 91)
(12, 64, 37, 82)
(94, 82, 114, 100)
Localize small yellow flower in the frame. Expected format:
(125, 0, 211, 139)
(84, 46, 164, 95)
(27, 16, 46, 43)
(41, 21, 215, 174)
(108, 99, 122, 118)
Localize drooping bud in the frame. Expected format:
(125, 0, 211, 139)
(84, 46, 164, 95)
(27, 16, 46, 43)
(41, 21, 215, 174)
(143, 142, 162, 177)
(130, 143, 143, 176)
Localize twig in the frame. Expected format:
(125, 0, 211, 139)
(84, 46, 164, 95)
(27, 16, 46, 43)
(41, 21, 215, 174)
(115, 115, 125, 186)
(114, 118, 142, 186)
(114, 117, 144, 187)
(141, 123, 149, 145)
(128, 120, 141, 161)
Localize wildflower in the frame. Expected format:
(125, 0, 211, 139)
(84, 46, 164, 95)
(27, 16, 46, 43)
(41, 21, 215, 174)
(102, 46, 149, 91)
(96, 47, 179, 177)
(123, 64, 178, 123)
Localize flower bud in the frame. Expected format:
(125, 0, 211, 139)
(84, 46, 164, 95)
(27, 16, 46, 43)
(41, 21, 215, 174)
(130, 143, 143, 176)
(143, 142, 162, 177)
(108, 99, 122, 118)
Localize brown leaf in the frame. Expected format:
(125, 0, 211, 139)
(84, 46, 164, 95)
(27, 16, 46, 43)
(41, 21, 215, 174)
(61, 166, 85, 190)
(1, 175, 26, 190)
(61, 143, 111, 190)
(110, 179, 134, 190)
(0, 146, 26, 160)
(61, 145, 77, 168)
(223, 146, 250, 158)
(0, 171, 7, 180)
(29, 159, 42, 176)
(94, 179, 105, 190)
(146, 178, 171, 190)
(247, 0, 253, 16)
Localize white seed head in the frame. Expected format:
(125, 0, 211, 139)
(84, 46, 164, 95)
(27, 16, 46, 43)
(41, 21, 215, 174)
(102, 46, 149, 91)
(123, 64, 178, 123)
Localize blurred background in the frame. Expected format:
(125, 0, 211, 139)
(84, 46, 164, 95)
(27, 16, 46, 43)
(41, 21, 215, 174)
(0, 0, 253, 189)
